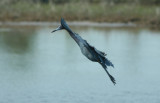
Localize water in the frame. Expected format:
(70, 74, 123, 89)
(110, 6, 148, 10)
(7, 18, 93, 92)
(0, 26, 160, 103)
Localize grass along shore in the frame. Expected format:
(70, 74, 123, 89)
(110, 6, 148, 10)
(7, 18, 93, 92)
(0, 2, 160, 27)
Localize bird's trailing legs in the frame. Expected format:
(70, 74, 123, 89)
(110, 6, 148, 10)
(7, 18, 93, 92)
(103, 68, 116, 85)
(100, 62, 116, 85)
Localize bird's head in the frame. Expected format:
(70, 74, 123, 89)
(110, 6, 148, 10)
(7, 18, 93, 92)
(51, 25, 63, 33)
(51, 18, 73, 33)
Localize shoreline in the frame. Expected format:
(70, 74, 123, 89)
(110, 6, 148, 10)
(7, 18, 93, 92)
(0, 21, 136, 27)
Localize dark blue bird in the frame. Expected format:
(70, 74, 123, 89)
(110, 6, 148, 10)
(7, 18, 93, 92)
(52, 18, 116, 85)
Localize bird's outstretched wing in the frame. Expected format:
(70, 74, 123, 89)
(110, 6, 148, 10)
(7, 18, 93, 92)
(84, 40, 106, 56)
(86, 42, 114, 67)
(94, 47, 107, 57)
(86, 42, 116, 85)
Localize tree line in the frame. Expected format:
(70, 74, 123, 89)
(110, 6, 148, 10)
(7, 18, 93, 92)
(1, 0, 160, 5)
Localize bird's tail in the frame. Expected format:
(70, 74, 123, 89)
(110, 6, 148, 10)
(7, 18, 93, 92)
(100, 62, 116, 85)
(105, 58, 114, 68)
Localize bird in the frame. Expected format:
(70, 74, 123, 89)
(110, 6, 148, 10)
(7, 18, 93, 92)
(51, 18, 116, 85)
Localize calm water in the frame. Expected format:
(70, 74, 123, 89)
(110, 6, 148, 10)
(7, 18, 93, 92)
(0, 26, 160, 103)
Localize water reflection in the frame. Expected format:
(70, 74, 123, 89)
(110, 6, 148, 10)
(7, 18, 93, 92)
(0, 26, 160, 103)
(0, 29, 36, 54)
(0, 29, 36, 71)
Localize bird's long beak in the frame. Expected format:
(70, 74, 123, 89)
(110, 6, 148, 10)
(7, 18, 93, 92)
(51, 25, 63, 33)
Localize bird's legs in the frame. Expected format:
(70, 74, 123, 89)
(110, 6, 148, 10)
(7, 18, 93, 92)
(100, 63, 116, 85)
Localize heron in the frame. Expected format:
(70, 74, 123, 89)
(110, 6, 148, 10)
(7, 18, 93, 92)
(51, 18, 116, 85)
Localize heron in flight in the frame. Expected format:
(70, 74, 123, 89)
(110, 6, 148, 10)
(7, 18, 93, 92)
(51, 18, 116, 85)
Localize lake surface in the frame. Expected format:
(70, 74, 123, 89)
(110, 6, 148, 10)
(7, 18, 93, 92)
(0, 25, 160, 103)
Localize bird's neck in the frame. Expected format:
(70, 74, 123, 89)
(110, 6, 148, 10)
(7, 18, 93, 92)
(64, 27, 81, 46)
(68, 31, 80, 45)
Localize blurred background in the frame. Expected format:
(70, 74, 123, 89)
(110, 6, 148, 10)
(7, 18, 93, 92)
(0, 0, 160, 26)
(0, 0, 160, 103)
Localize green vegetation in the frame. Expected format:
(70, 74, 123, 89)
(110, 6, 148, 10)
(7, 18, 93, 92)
(0, 0, 160, 26)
